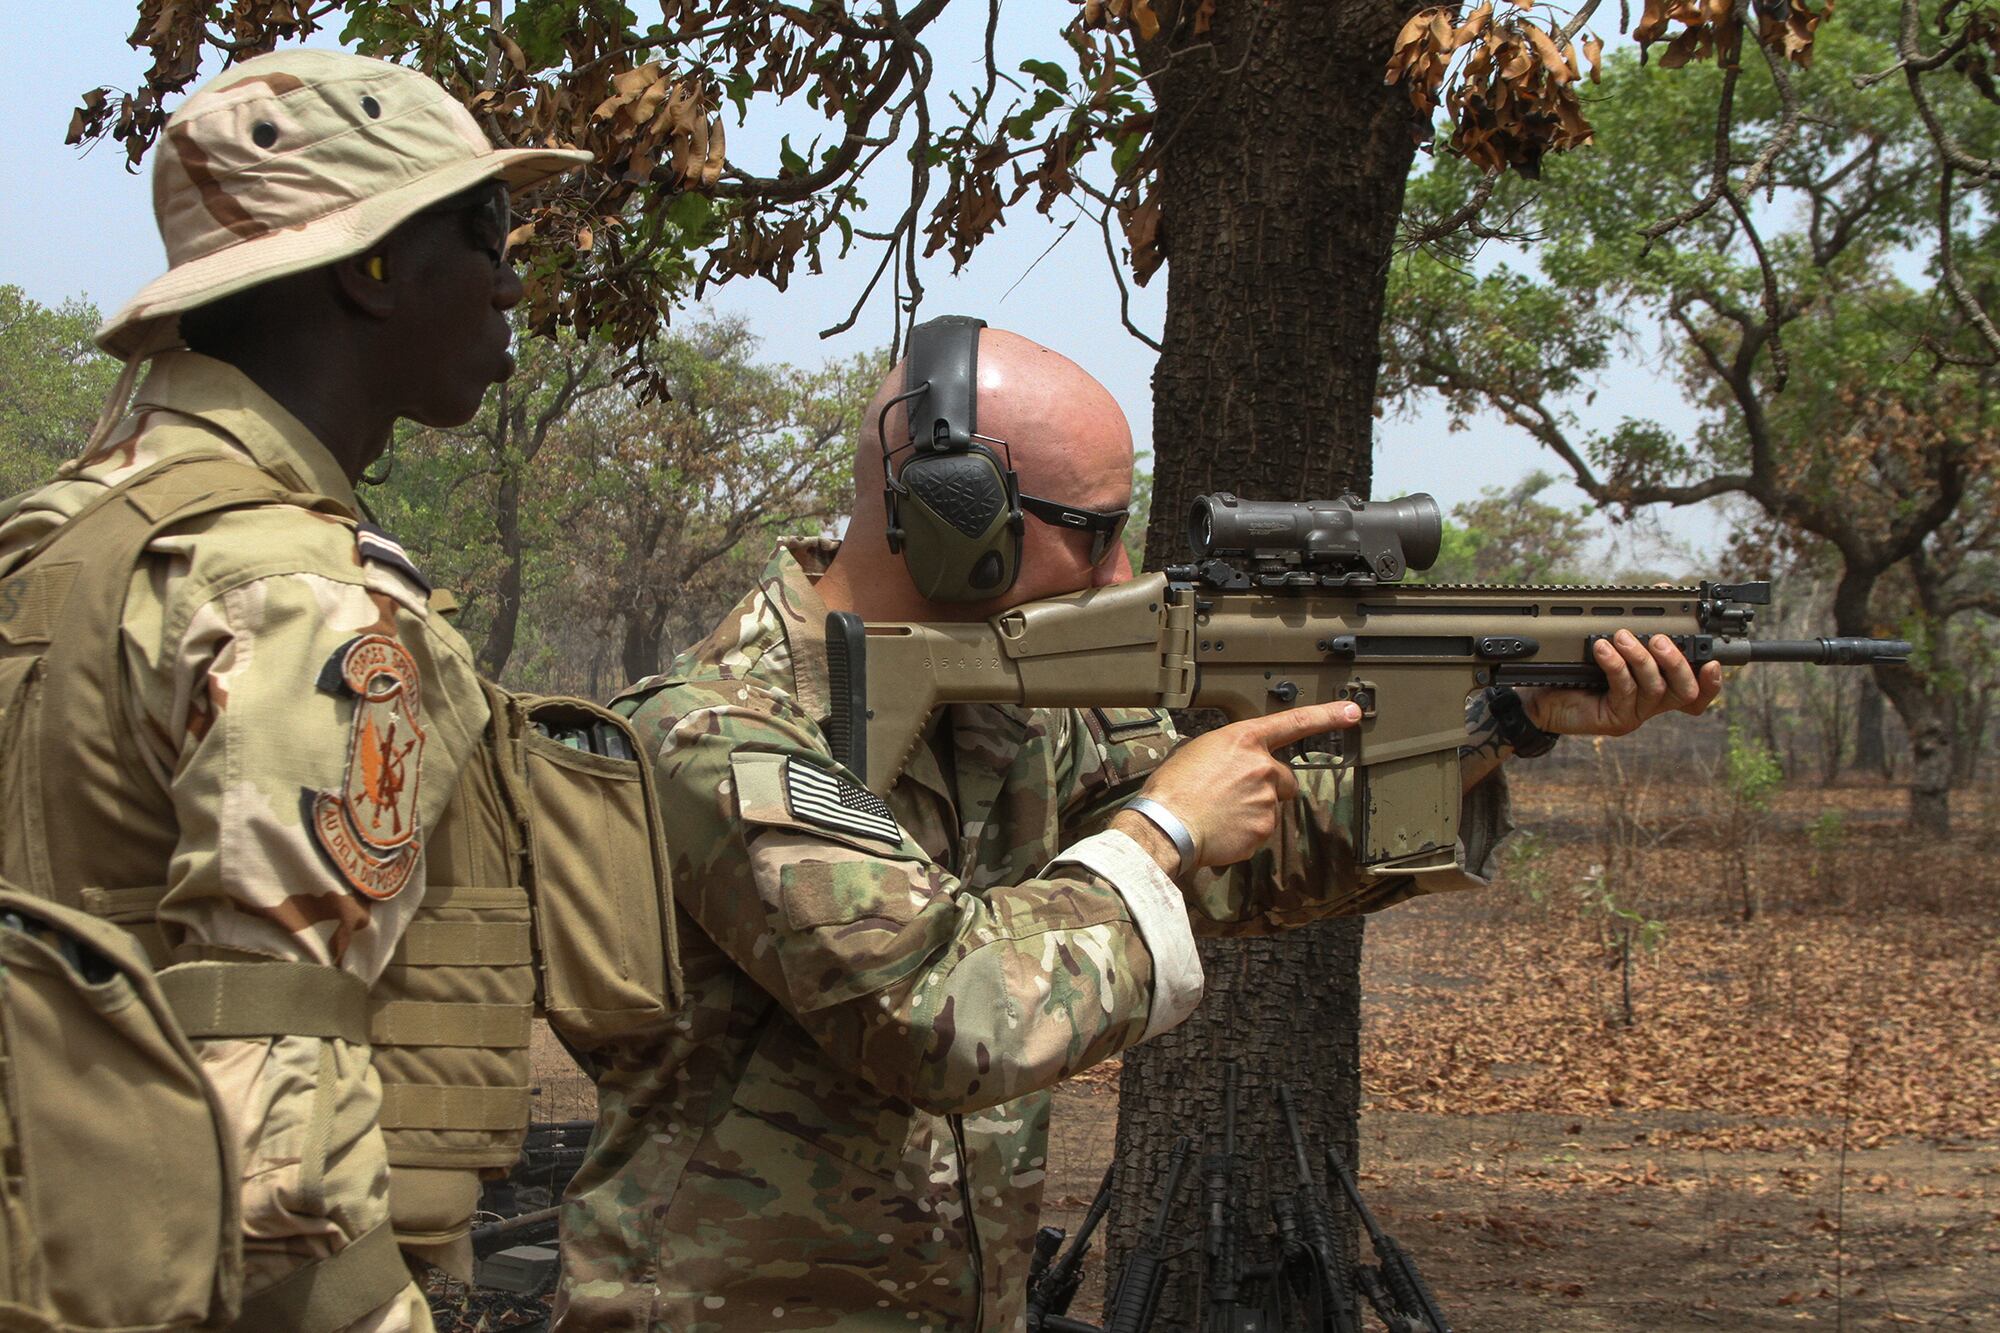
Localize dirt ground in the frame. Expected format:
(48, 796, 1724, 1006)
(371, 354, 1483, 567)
(1036, 772, 2000, 1331)
(1043, 910, 2000, 1330)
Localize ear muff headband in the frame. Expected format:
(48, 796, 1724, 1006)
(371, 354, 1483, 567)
(882, 315, 1024, 601)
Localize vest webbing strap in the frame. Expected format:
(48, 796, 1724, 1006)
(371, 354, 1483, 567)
(77, 884, 167, 922)
(157, 960, 370, 1043)
(394, 918, 533, 966)
(230, 1218, 410, 1332)
(369, 1000, 532, 1049)
(378, 1083, 533, 1131)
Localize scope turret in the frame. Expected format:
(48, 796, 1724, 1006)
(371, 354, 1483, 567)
(1187, 492, 1442, 583)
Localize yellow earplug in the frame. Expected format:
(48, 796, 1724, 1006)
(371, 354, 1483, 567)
(364, 256, 387, 281)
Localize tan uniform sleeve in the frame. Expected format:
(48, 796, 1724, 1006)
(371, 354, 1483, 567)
(127, 508, 481, 1332)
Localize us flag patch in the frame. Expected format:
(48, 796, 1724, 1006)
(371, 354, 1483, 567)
(784, 758, 903, 846)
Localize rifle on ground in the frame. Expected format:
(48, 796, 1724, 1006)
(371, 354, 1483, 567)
(1203, 1063, 1276, 1333)
(1327, 1149, 1451, 1333)
(1030, 1163, 1117, 1332)
(1277, 1086, 1361, 1333)
(825, 492, 1909, 883)
(1102, 1137, 1194, 1333)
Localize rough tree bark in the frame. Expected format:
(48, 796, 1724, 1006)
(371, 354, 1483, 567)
(1107, 2, 1427, 1325)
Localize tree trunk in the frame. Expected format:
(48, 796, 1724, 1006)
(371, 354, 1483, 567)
(1948, 686, 1985, 788)
(478, 467, 526, 680)
(1833, 573, 1946, 833)
(1954, 685, 1991, 787)
(1813, 676, 1847, 787)
(619, 608, 662, 685)
(1110, 2, 1424, 1327)
(1875, 668, 1952, 835)
(1854, 677, 1889, 778)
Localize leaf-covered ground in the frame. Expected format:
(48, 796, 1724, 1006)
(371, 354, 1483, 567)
(1043, 774, 2000, 1329)
(1364, 909, 2000, 1152)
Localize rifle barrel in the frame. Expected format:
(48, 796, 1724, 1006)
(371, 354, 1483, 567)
(1277, 1085, 1315, 1184)
(1732, 637, 1911, 666)
(1145, 1138, 1194, 1236)
(1038, 1162, 1116, 1321)
(1325, 1148, 1388, 1247)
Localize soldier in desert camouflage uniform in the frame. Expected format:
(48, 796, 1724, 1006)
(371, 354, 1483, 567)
(0, 51, 587, 1331)
(554, 328, 1723, 1330)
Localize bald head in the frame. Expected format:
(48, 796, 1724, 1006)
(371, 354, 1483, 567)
(823, 326, 1139, 620)
(854, 328, 1133, 523)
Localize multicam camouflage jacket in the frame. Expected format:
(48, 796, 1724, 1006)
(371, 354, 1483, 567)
(0, 350, 487, 1332)
(555, 539, 1507, 1333)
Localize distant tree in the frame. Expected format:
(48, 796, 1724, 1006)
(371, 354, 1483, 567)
(1123, 455, 1154, 572)
(570, 316, 878, 682)
(1424, 470, 1594, 584)
(1382, 1, 2000, 832)
(376, 325, 618, 678)
(0, 287, 118, 495)
(379, 316, 876, 687)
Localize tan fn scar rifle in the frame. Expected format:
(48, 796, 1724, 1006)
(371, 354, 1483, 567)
(825, 493, 1909, 884)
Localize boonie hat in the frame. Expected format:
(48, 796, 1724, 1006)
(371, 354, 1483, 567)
(97, 48, 592, 361)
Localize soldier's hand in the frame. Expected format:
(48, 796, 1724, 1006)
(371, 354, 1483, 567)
(1528, 629, 1723, 737)
(1128, 701, 1364, 870)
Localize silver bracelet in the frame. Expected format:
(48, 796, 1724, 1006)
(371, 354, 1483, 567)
(1123, 796, 1197, 878)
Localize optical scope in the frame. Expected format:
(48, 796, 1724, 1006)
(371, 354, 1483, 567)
(1188, 492, 1443, 582)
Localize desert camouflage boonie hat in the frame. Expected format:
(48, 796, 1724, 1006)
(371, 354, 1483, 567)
(97, 49, 592, 361)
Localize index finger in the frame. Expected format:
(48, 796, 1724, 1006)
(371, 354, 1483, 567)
(1235, 700, 1364, 751)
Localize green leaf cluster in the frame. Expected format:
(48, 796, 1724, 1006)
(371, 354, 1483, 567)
(0, 286, 119, 497)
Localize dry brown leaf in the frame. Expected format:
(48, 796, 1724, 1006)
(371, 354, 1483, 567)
(1454, 1, 1494, 47)
(702, 115, 726, 188)
(492, 26, 526, 74)
(610, 62, 656, 100)
(1526, 25, 1575, 83)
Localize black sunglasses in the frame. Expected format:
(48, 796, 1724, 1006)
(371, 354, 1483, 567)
(416, 184, 513, 261)
(1019, 493, 1130, 567)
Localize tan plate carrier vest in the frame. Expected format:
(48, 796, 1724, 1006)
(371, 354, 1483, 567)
(0, 449, 680, 1331)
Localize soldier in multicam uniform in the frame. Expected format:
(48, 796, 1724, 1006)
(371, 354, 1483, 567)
(0, 51, 588, 1331)
(555, 328, 1722, 1330)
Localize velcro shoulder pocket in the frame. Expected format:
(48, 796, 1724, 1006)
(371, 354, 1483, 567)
(1076, 707, 1175, 795)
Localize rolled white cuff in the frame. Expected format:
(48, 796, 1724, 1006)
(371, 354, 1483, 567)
(1046, 830, 1204, 1042)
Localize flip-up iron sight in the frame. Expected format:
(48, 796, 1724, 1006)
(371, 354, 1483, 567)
(1180, 491, 1443, 588)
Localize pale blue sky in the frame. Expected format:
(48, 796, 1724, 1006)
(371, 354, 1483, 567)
(0, 0, 1728, 561)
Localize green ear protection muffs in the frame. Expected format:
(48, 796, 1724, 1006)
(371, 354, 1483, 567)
(881, 315, 1025, 602)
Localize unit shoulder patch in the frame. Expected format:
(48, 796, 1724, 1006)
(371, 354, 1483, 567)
(782, 757, 903, 847)
(309, 633, 426, 900)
